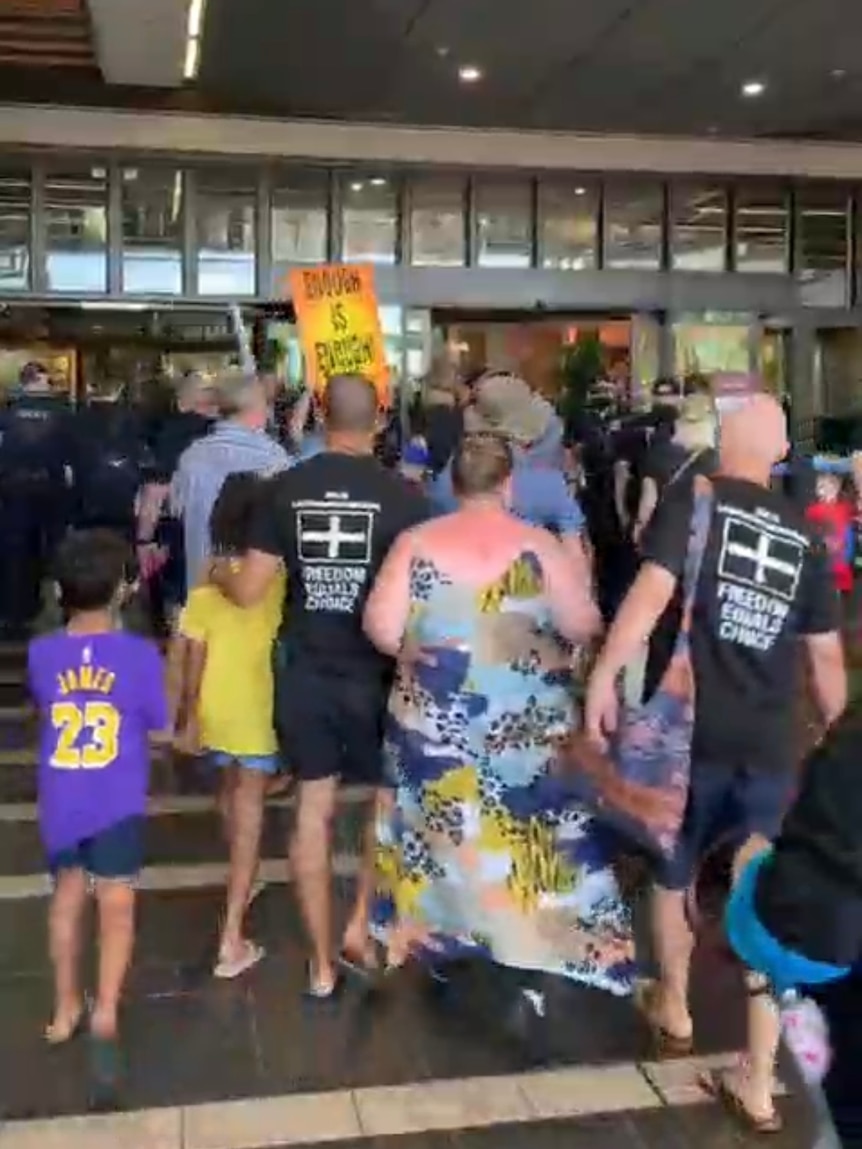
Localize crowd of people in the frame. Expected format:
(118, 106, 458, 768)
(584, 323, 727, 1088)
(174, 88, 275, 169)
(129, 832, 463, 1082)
(2, 359, 861, 1141)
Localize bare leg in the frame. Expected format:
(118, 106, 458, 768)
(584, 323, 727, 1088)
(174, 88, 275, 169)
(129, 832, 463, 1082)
(217, 765, 239, 847)
(649, 885, 695, 1041)
(291, 777, 338, 991)
(341, 794, 379, 964)
(90, 879, 135, 1040)
(46, 868, 89, 1041)
(717, 840, 781, 1124)
(217, 768, 267, 967)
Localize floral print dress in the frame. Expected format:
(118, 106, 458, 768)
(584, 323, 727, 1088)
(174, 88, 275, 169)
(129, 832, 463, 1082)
(372, 551, 635, 996)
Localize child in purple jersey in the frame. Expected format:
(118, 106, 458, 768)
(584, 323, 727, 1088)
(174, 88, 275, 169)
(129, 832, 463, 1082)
(27, 529, 167, 1094)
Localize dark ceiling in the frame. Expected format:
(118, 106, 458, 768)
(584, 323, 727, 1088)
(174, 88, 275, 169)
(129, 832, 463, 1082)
(2, 0, 862, 142)
(196, 0, 862, 139)
(0, 0, 96, 73)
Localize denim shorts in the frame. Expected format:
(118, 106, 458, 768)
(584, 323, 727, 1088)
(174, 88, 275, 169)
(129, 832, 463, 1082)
(47, 816, 144, 882)
(656, 759, 795, 891)
(209, 751, 280, 776)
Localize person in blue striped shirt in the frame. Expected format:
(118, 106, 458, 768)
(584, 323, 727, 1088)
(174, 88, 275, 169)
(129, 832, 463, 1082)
(170, 371, 291, 595)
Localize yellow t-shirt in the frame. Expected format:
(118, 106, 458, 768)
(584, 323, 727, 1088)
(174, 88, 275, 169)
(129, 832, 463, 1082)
(179, 571, 285, 757)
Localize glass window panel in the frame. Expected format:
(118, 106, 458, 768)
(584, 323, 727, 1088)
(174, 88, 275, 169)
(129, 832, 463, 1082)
(796, 184, 850, 308)
(121, 167, 183, 295)
(0, 167, 30, 291)
(271, 169, 328, 279)
(45, 167, 107, 293)
(341, 175, 397, 265)
(195, 168, 256, 296)
(409, 175, 465, 267)
(476, 179, 532, 269)
(540, 181, 598, 270)
(671, 184, 727, 272)
(735, 185, 788, 273)
(604, 180, 663, 269)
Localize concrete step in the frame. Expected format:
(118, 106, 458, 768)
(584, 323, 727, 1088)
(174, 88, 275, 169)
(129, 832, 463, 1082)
(0, 800, 368, 880)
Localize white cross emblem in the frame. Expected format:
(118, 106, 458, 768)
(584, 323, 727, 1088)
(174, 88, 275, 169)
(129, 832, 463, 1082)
(301, 515, 367, 559)
(725, 533, 799, 585)
(718, 515, 804, 601)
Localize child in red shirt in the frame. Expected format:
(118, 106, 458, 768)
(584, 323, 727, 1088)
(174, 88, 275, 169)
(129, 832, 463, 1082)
(805, 472, 855, 595)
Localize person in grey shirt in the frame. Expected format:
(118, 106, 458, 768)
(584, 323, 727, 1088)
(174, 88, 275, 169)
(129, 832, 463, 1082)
(171, 370, 291, 592)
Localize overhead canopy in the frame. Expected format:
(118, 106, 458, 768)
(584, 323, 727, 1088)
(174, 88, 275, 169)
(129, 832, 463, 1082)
(87, 0, 188, 88)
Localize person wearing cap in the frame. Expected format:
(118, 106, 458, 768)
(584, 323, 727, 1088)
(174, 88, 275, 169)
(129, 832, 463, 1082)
(429, 373, 591, 581)
(632, 392, 719, 546)
(0, 362, 73, 634)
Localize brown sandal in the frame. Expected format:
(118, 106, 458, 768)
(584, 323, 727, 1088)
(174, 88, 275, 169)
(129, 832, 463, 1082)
(699, 1069, 783, 1135)
(634, 980, 693, 1058)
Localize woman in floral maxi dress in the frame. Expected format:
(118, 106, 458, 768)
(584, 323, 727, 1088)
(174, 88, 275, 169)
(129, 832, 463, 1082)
(363, 433, 636, 1004)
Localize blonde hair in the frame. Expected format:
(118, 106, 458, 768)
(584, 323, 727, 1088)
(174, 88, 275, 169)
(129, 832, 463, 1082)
(673, 393, 717, 452)
(213, 369, 264, 418)
(452, 433, 513, 498)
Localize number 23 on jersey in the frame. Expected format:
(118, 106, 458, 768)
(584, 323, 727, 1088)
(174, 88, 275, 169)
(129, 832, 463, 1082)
(50, 701, 121, 770)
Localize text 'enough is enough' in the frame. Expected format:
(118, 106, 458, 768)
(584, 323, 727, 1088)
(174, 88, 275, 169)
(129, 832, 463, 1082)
(302, 267, 363, 300)
(314, 334, 376, 378)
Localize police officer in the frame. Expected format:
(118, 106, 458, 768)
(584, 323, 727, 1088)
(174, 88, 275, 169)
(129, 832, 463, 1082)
(69, 382, 152, 540)
(0, 363, 73, 635)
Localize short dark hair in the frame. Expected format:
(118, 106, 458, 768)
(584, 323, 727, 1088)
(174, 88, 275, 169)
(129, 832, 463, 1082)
(54, 529, 130, 614)
(322, 374, 378, 433)
(209, 471, 267, 556)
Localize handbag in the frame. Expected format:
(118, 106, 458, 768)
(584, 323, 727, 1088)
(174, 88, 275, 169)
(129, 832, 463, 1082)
(556, 475, 713, 857)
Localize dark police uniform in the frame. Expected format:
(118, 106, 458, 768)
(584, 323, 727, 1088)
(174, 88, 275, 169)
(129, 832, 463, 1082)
(0, 390, 73, 629)
(69, 401, 153, 539)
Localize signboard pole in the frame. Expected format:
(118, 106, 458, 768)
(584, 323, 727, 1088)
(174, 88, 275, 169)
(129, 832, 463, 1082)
(229, 303, 256, 375)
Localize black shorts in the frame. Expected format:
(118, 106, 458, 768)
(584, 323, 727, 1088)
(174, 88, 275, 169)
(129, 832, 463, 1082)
(275, 655, 387, 786)
(656, 758, 796, 891)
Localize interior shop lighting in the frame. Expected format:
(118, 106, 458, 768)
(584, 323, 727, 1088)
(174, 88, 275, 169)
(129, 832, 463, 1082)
(184, 0, 207, 81)
(741, 79, 766, 97)
(458, 65, 483, 83)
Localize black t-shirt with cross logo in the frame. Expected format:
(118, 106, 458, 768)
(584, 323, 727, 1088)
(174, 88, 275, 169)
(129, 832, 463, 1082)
(641, 475, 839, 771)
(249, 450, 429, 677)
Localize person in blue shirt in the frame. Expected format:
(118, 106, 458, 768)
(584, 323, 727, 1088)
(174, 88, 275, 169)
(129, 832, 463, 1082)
(0, 362, 74, 634)
(428, 373, 590, 577)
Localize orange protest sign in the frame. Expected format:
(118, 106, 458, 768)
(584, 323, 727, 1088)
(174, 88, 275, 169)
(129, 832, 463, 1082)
(287, 264, 390, 406)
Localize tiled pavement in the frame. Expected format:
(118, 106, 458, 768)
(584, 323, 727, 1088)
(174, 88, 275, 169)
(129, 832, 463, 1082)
(0, 644, 819, 1149)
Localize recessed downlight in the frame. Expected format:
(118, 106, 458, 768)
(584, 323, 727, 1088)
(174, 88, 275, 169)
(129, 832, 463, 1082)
(741, 79, 766, 98)
(574, 186, 587, 196)
(458, 65, 483, 83)
(370, 177, 387, 187)
(350, 182, 364, 193)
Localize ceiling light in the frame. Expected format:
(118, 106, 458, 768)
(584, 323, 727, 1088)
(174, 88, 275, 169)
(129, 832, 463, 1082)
(574, 186, 587, 196)
(187, 0, 205, 38)
(183, 34, 200, 80)
(350, 182, 364, 192)
(741, 79, 766, 98)
(184, 0, 207, 81)
(436, 45, 450, 58)
(458, 65, 483, 83)
(831, 68, 847, 79)
(370, 178, 387, 187)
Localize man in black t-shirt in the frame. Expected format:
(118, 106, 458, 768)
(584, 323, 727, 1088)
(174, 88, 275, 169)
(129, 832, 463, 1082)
(586, 394, 845, 1130)
(214, 374, 428, 999)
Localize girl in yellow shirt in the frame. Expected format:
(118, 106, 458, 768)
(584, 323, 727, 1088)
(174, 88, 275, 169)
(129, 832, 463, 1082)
(173, 472, 285, 980)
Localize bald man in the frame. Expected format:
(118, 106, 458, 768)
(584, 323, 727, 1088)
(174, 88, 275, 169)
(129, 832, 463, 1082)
(585, 392, 845, 1131)
(213, 374, 429, 1000)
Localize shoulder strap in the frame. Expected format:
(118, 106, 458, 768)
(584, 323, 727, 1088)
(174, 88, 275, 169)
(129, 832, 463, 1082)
(677, 474, 714, 639)
(667, 447, 705, 488)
